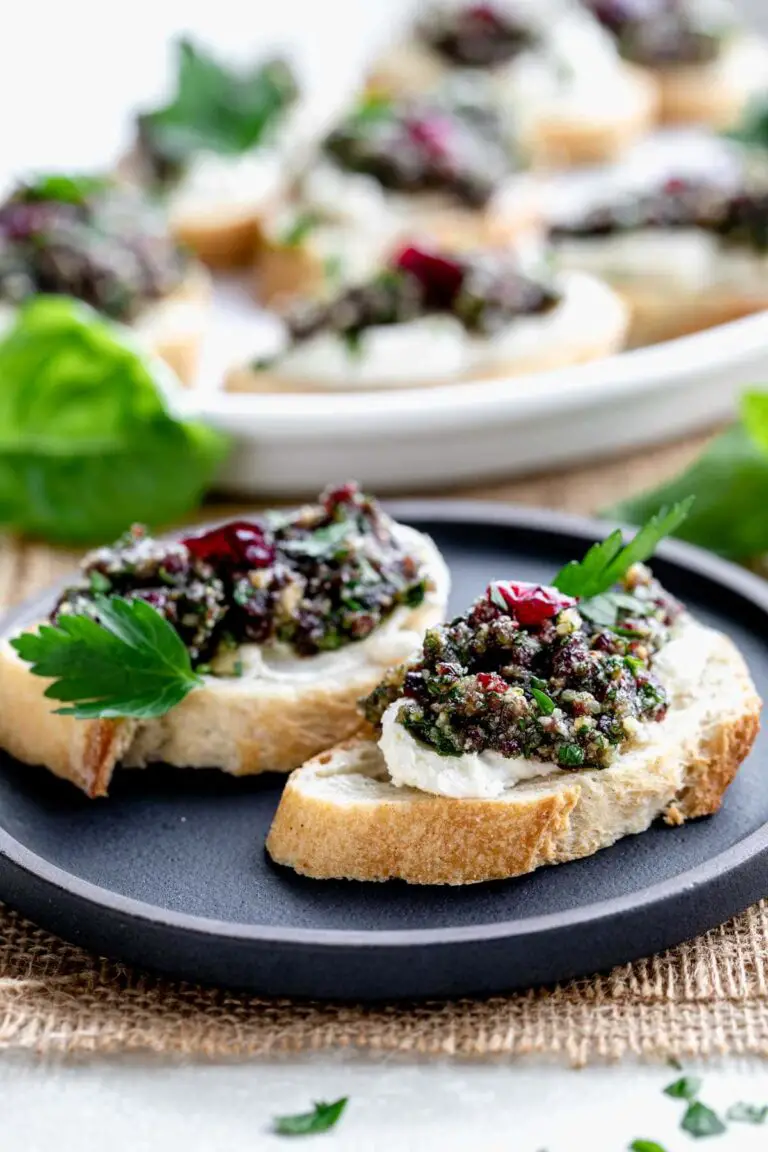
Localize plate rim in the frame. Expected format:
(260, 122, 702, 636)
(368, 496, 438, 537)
(0, 500, 766, 952)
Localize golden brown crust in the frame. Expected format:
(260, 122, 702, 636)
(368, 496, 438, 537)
(173, 214, 268, 270)
(266, 638, 761, 885)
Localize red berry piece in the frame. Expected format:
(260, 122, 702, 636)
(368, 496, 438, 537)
(476, 671, 509, 693)
(393, 244, 465, 309)
(487, 581, 577, 626)
(182, 521, 275, 569)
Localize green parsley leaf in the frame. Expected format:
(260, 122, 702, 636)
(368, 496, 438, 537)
(278, 211, 322, 248)
(579, 590, 650, 628)
(89, 570, 111, 594)
(726, 93, 768, 148)
(726, 1101, 768, 1124)
(664, 1075, 702, 1100)
(625, 655, 644, 675)
(531, 687, 556, 714)
(681, 1101, 726, 1139)
(554, 499, 693, 599)
(558, 744, 584, 767)
(282, 519, 353, 560)
(607, 391, 768, 560)
(11, 595, 202, 720)
(138, 38, 297, 176)
(629, 1141, 668, 1152)
(20, 172, 111, 205)
(342, 329, 364, 359)
(0, 297, 227, 544)
(272, 1097, 348, 1136)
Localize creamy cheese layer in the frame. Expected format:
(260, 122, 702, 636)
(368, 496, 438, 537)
(269, 271, 622, 389)
(554, 228, 768, 294)
(168, 150, 286, 226)
(378, 614, 722, 799)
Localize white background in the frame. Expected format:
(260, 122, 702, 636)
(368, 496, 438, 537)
(2, 1, 768, 1148)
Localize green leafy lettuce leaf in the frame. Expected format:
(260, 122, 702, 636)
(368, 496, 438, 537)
(553, 499, 693, 599)
(138, 38, 297, 173)
(11, 595, 202, 719)
(0, 296, 228, 544)
(608, 391, 768, 560)
(272, 1097, 348, 1136)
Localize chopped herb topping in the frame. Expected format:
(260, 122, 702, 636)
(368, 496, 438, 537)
(681, 1100, 726, 1139)
(665, 1076, 702, 1101)
(323, 91, 514, 209)
(629, 1142, 668, 1152)
(52, 483, 430, 667)
(0, 177, 186, 321)
(726, 1101, 768, 1124)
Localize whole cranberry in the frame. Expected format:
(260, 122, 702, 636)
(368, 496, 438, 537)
(487, 581, 577, 627)
(393, 244, 465, 309)
(182, 520, 275, 569)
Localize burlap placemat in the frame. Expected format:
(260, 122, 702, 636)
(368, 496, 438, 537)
(3, 431, 768, 1065)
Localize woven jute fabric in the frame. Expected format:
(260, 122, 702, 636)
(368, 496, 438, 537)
(3, 429, 768, 1065)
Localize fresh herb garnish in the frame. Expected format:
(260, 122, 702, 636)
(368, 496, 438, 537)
(681, 1101, 726, 1139)
(726, 1102, 768, 1124)
(629, 1142, 668, 1152)
(665, 1076, 702, 1100)
(0, 296, 227, 543)
(531, 687, 556, 714)
(279, 211, 322, 248)
(272, 1097, 348, 1137)
(342, 328, 364, 358)
(281, 518, 353, 559)
(558, 744, 584, 767)
(727, 94, 768, 149)
(11, 595, 203, 719)
(21, 172, 111, 205)
(138, 38, 297, 176)
(554, 499, 693, 600)
(608, 391, 768, 560)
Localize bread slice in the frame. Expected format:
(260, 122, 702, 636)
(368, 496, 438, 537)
(266, 628, 760, 885)
(227, 271, 628, 393)
(0, 526, 449, 798)
(132, 263, 210, 385)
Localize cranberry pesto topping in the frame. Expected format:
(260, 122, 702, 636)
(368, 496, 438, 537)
(585, 0, 732, 67)
(323, 93, 514, 209)
(53, 485, 430, 668)
(273, 243, 560, 358)
(363, 564, 682, 769)
(421, 3, 538, 68)
(551, 176, 768, 253)
(0, 176, 187, 321)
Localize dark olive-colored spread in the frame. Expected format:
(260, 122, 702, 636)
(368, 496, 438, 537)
(0, 176, 187, 321)
(587, 0, 731, 67)
(53, 485, 429, 668)
(323, 93, 513, 209)
(363, 564, 681, 770)
(552, 177, 768, 253)
(269, 244, 559, 358)
(421, 3, 538, 68)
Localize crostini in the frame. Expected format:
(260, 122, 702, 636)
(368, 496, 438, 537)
(232, 241, 627, 392)
(0, 173, 208, 385)
(0, 485, 449, 798)
(367, 0, 657, 167)
(267, 508, 761, 885)
(132, 40, 300, 269)
(550, 171, 768, 346)
(255, 88, 541, 307)
(585, 0, 768, 128)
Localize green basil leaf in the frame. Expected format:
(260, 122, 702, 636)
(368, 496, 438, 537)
(139, 38, 297, 174)
(0, 297, 227, 543)
(272, 1097, 348, 1137)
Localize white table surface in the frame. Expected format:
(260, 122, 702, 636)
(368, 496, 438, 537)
(2, 0, 768, 1146)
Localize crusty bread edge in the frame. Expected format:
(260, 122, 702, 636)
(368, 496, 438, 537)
(266, 640, 761, 885)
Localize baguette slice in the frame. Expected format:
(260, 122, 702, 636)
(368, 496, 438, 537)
(266, 628, 760, 885)
(0, 526, 449, 798)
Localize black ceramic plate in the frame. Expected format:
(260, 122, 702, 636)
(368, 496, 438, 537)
(0, 502, 766, 1001)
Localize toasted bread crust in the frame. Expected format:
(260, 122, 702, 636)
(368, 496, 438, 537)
(622, 287, 768, 348)
(266, 635, 761, 885)
(0, 532, 448, 797)
(172, 213, 268, 270)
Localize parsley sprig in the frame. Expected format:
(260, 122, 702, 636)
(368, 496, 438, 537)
(553, 499, 694, 601)
(11, 596, 202, 720)
(272, 1097, 348, 1136)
